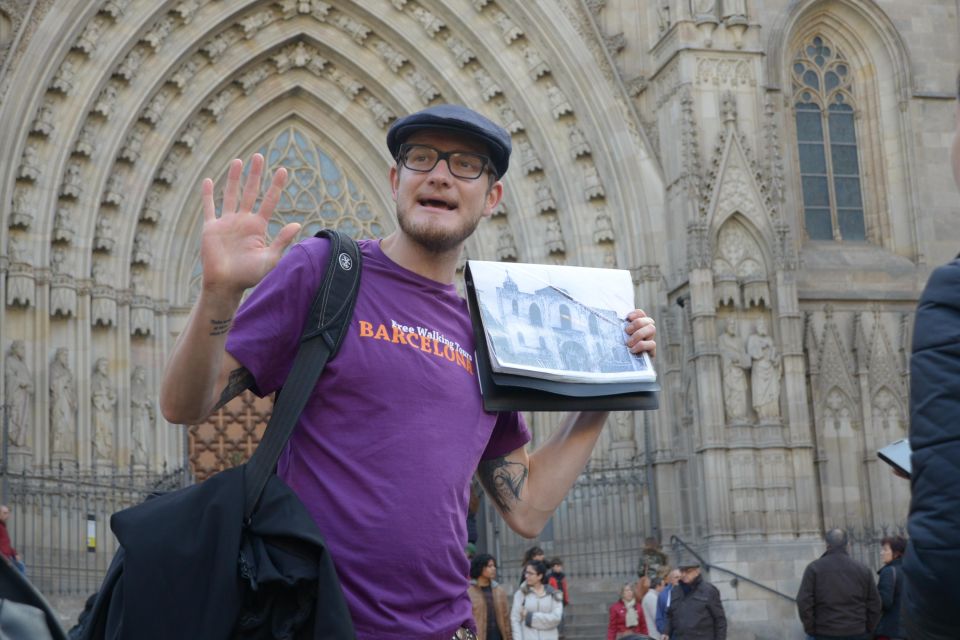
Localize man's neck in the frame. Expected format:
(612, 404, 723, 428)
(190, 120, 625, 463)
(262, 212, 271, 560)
(379, 232, 461, 284)
(477, 576, 491, 588)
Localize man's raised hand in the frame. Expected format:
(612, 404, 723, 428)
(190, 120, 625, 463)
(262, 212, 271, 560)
(199, 153, 301, 298)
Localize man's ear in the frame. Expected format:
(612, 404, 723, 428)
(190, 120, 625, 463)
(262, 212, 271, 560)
(389, 165, 399, 201)
(482, 180, 503, 218)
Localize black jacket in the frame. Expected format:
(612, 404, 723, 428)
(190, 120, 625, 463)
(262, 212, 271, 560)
(81, 466, 354, 640)
(795, 547, 880, 637)
(874, 557, 905, 639)
(664, 575, 726, 640)
(906, 258, 960, 640)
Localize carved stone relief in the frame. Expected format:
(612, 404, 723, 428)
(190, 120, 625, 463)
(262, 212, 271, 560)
(50, 248, 77, 317)
(49, 347, 77, 457)
(746, 316, 781, 421)
(130, 366, 154, 466)
(546, 83, 573, 118)
(91, 358, 117, 462)
(718, 316, 749, 422)
(5, 340, 33, 449)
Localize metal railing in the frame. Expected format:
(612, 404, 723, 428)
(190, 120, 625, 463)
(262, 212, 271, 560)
(487, 463, 649, 585)
(670, 535, 797, 603)
(0, 462, 189, 598)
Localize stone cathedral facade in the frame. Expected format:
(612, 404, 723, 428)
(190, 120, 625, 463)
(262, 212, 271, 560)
(0, 0, 957, 635)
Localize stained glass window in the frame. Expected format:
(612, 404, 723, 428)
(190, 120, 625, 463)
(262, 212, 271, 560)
(189, 125, 385, 299)
(792, 36, 866, 242)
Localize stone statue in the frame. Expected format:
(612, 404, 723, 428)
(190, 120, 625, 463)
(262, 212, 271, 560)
(130, 366, 153, 466)
(91, 358, 116, 462)
(638, 537, 668, 581)
(746, 317, 781, 420)
(722, 0, 747, 20)
(49, 348, 77, 455)
(718, 318, 749, 422)
(4, 341, 33, 448)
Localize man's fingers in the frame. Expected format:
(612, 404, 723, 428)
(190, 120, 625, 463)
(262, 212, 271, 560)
(222, 158, 244, 214)
(269, 222, 302, 257)
(239, 153, 264, 214)
(259, 167, 288, 221)
(201, 178, 216, 222)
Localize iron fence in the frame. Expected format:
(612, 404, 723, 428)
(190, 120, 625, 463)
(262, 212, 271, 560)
(0, 462, 189, 598)
(485, 463, 649, 586)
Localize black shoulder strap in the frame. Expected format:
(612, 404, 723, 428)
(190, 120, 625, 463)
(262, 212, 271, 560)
(243, 229, 362, 520)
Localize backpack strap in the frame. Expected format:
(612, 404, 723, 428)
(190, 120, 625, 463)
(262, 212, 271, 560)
(243, 229, 362, 521)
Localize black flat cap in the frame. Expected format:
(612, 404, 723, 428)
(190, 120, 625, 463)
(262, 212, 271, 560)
(387, 104, 512, 178)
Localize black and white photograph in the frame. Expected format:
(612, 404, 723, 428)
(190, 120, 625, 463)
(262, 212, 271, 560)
(467, 260, 656, 384)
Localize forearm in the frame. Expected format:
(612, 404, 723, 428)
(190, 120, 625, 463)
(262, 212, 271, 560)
(160, 290, 243, 424)
(500, 410, 608, 537)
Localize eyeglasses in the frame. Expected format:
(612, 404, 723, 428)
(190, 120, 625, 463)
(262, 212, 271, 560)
(397, 143, 493, 180)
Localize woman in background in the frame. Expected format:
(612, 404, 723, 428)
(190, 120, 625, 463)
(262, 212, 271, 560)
(874, 535, 907, 640)
(511, 560, 562, 640)
(607, 582, 648, 640)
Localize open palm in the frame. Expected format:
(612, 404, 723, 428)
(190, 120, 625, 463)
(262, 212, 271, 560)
(199, 153, 301, 297)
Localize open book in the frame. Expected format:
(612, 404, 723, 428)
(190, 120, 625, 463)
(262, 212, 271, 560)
(464, 260, 659, 411)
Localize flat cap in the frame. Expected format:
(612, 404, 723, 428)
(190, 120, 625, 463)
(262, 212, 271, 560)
(387, 104, 512, 178)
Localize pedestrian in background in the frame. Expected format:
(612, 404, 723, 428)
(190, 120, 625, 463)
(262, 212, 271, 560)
(874, 535, 907, 640)
(607, 582, 648, 640)
(511, 560, 562, 640)
(643, 576, 664, 640)
(663, 563, 726, 640)
(519, 546, 545, 586)
(0, 506, 24, 575)
(796, 529, 880, 640)
(468, 553, 512, 640)
(656, 568, 681, 636)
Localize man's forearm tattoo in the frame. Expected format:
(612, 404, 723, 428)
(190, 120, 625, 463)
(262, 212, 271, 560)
(478, 457, 528, 514)
(211, 367, 254, 411)
(209, 317, 233, 337)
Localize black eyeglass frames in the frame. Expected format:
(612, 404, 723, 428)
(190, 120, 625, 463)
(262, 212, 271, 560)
(396, 143, 493, 180)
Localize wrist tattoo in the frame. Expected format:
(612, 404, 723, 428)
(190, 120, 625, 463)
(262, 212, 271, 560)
(209, 317, 233, 337)
(478, 457, 528, 514)
(212, 367, 253, 411)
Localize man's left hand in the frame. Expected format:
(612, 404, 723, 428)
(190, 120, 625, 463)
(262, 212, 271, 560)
(625, 309, 656, 357)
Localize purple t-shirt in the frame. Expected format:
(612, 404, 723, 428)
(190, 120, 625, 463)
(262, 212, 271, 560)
(227, 237, 530, 640)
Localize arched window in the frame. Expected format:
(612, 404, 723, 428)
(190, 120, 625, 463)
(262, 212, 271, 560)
(189, 125, 383, 298)
(512, 299, 519, 315)
(559, 304, 572, 330)
(792, 35, 866, 242)
(529, 304, 542, 327)
(588, 314, 599, 335)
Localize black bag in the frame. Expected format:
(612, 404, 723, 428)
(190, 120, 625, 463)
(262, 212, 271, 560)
(0, 559, 67, 640)
(80, 229, 362, 640)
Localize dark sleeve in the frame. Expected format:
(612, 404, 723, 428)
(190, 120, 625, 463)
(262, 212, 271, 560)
(877, 566, 895, 611)
(906, 259, 960, 635)
(866, 570, 882, 632)
(796, 564, 815, 634)
(710, 586, 727, 640)
(664, 596, 675, 636)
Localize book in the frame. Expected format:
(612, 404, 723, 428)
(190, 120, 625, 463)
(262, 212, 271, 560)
(464, 260, 660, 412)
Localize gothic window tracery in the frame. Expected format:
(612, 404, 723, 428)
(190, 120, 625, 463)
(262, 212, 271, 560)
(189, 125, 383, 298)
(792, 35, 866, 243)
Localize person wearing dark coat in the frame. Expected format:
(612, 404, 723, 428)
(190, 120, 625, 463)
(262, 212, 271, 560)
(663, 564, 726, 640)
(874, 535, 906, 640)
(795, 529, 880, 640)
(904, 71, 960, 640)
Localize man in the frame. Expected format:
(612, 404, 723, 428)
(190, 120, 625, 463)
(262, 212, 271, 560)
(159, 104, 657, 639)
(655, 568, 681, 635)
(904, 72, 960, 640)
(642, 576, 664, 640)
(663, 563, 726, 640)
(0, 506, 24, 574)
(795, 528, 880, 640)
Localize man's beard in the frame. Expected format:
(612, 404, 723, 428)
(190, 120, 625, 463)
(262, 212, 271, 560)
(395, 205, 483, 254)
